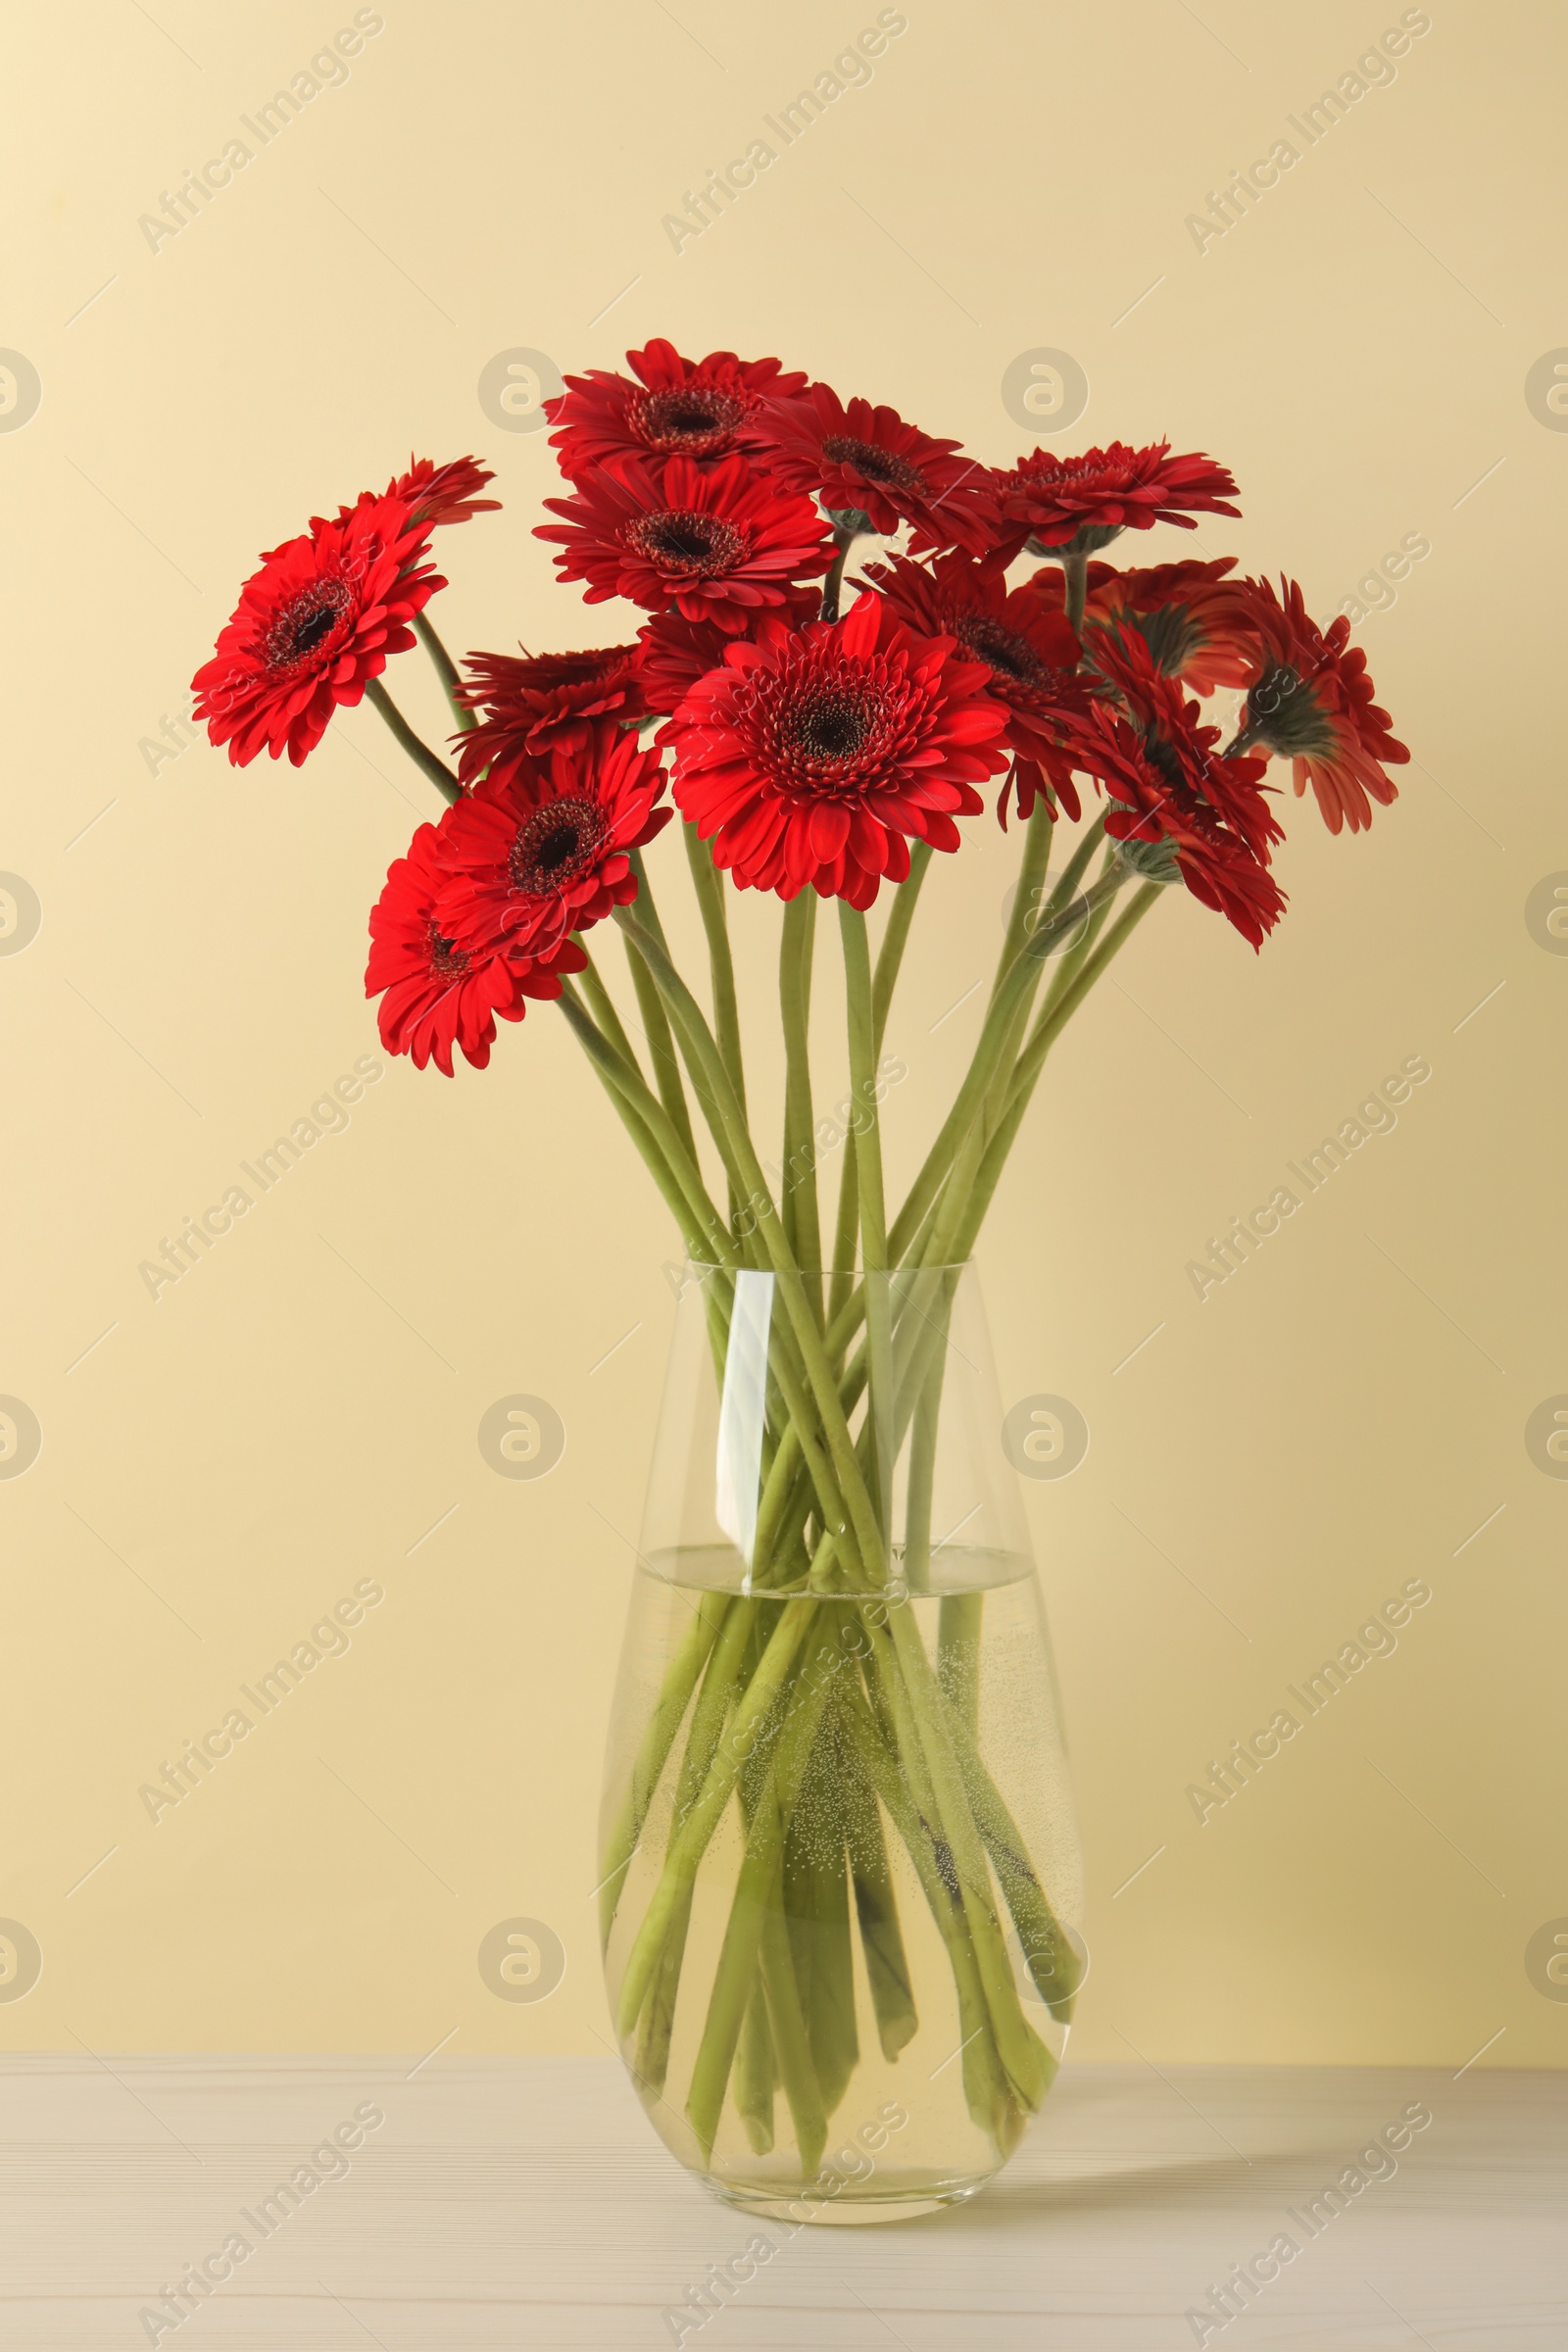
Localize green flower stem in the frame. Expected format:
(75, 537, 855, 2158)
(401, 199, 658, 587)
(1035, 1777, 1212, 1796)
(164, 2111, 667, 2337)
(946, 886, 1164, 1268)
(364, 676, 463, 804)
(635, 1880, 692, 2094)
(784, 1806, 858, 2124)
(995, 799, 1055, 993)
(829, 842, 934, 1329)
(903, 1373, 941, 1596)
(915, 870, 1137, 1278)
(634, 1595, 760, 2090)
(754, 1263, 949, 1592)
(735, 1972, 778, 2155)
(819, 520, 863, 623)
(598, 1591, 729, 1948)
(943, 1690, 1083, 2022)
(683, 823, 747, 1126)
(828, 1135, 861, 1333)
(623, 848, 701, 1173)
(936, 1592, 983, 1736)
(986, 814, 1109, 1114)
(782, 1616, 860, 2122)
(684, 1626, 841, 2159)
(622, 931, 699, 1175)
(885, 859, 1124, 1267)
(863, 1598, 1041, 2106)
(555, 984, 744, 1422)
(559, 956, 743, 1449)
(614, 1595, 816, 2037)
(556, 999, 709, 1259)
(839, 906, 894, 1518)
(1062, 548, 1089, 635)
(1030, 812, 1107, 949)
(872, 839, 933, 1048)
(613, 906, 889, 1586)
(759, 1864, 829, 2175)
(625, 845, 674, 951)
(979, 806, 1080, 1135)
(1004, 883, 1162, 1135)
(413, 609, 475, 733)
(749, 1327, 856, 1561)
(779, 893, 821, 1294)
(556, 981, 732, 1266)
(882, 1605, 1054, 2111)
(883, 823, 1111, 1273)
(751, 1414, 825, 1584)
(575, 944, 644, 1078)
(830, 848, 929, 1323)
(882, 965, 1030, 1266)
(843, 1762, 919, 2062)
(572, 950, 755, 1268)
(836, 1672, 1015, 2141)
(1028, 845, 1124, 1037)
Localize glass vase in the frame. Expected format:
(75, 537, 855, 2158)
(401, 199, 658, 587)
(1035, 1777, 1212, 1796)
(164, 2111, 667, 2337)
(598, 1259, 1084, 2223)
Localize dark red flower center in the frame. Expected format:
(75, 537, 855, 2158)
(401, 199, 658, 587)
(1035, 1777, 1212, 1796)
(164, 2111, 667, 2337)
(758, 662, 906, 796)
(628, 385, 749, 457)
(424, 922, 470, 980)
(509, 796, 611, 896)
(954, 613, 1054, 691)
(819, 435, 926, 495)
(625, 508, 750, 578)
(791, 688, 875, 761)
(1141, 731, 1190, 799)
(265, 580, 352, 671)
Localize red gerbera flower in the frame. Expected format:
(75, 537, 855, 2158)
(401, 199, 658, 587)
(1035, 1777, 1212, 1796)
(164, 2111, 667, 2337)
(455, 646, 646, 791)
(864, 550, 1092, 827)
(633, 597, 818, 719)
(989, 439, 1241, 556)
(634, 613, 738, 720)
(1091, 625, 1282, 870)
(546, 340, 807, 476)
(437, 718, 671, 961)
(193, 496, 443, 766)
(1067, 696, 1285, 949)
(387, 455, 500, 529)
(1235, 576, 1410, 835)
(1077, 557, 1257, 696)
(760, 386, 993, 556)
(666, 589, 1008, 908)
(366, 822, 580, 1077)
(536, 455, 831, 632)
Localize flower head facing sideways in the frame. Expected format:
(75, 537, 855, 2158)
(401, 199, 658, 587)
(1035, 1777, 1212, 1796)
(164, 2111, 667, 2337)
(193, 495, 443, 766)
(1236, 574, 1410, 835)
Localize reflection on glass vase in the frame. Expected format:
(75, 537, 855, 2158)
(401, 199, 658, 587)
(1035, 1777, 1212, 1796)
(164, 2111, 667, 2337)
(598, 1259, 1085, 2223)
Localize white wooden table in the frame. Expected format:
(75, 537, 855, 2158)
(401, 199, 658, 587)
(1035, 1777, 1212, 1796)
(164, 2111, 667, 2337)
(3, 2056, 1561, 2347)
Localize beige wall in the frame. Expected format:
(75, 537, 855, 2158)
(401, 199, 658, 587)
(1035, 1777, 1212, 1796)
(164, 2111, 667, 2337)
(3, 0, 1562, 2068)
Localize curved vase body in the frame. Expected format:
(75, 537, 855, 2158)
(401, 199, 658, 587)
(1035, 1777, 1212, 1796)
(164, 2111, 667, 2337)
(598, 1261, 1083, 2222)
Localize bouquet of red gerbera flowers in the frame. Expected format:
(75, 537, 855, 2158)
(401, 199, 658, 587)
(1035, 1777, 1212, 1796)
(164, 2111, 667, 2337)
(195, 342, 1408, 2214)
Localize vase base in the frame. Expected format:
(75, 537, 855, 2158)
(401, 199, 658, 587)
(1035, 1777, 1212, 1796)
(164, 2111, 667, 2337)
(712, 2177, 991, 2227)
